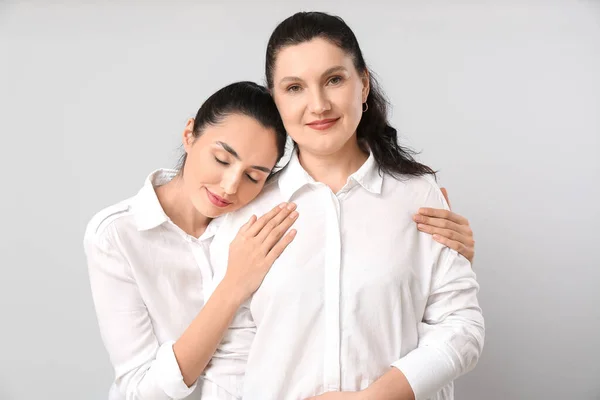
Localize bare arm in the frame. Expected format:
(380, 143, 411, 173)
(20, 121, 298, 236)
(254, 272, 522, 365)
(174, 203, 298, 386)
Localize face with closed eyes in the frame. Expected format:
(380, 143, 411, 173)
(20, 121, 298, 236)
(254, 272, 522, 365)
(181, 113, 279, 218)
(270, 38, 369, 158)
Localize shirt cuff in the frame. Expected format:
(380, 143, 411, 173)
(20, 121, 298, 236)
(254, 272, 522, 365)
(391, 346, 456, 400)
(155, 340, 198, 399)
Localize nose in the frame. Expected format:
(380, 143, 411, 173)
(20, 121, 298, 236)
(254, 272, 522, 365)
(308, 88, 331, 114)
(221, 169, 242, 196)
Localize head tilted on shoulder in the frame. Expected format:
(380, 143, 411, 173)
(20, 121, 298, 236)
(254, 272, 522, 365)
(174, 81, 287, 219)
(265, 11, 434, 178)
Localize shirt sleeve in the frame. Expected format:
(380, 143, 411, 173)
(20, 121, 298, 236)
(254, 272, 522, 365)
(84, 224, 197, 400)
(391, 247, 485, 400)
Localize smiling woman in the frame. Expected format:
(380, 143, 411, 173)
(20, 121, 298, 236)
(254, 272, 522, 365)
(160, 112, 282, 234)
(165, 84, 286, 230)
(84, 81, 300, 400)
(204, 12, 485, 400)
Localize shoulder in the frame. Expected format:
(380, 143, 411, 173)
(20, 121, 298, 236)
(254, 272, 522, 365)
(83, 196, 136, 251)
(227, 179, 284, 228)
(212, 180, 284, 246)
(249, 179, 284, 213)
(383, 173, 449, 211)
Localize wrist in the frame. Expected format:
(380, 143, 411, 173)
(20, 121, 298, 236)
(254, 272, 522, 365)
(215, 276, 248, 307)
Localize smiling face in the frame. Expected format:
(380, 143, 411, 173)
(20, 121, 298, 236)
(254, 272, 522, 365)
(270, 38, 369, 158)
(180, 113, 279, 218)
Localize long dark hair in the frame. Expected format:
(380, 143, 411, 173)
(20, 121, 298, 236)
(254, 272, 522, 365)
(178, 81, 287, 180)
(265, 12, 435, 178)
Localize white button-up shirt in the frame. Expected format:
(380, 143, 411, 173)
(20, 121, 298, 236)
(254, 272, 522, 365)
(209, 151, 485, 400)
(84, 170, 245, 400)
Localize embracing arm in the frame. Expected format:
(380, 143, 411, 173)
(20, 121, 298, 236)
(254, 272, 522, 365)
(174, 203, 298, 386)
(414, 188, 476, 264)
(85, 224, 194, 399)
(84, 203, 297, 399)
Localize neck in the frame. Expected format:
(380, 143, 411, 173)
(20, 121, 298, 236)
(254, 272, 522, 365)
(155, 175, 211, 238)
(298, 135, 369, 193)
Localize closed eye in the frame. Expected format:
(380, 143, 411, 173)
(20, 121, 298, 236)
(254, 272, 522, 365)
(215, 157, 229, 166)
(246, 174, 259, 184)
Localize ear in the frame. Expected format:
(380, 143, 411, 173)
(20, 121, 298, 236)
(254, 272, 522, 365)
(361, 69, 370, 103)
(182, 118, 196, 152)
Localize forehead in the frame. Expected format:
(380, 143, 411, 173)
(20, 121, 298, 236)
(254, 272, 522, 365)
(200, 113, 278, 163)
(273, 38, 354, 78)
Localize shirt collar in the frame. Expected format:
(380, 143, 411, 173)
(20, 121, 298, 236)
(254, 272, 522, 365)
(350, 151, 383, 195)
(278, 151, 316, 200)
(133, 169, 175, 231)
(133, 169, 223, 240)
(278, 150, 383, 199)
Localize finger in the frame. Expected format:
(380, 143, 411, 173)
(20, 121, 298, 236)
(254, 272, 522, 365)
(440, 187, 452, 209)
(416, 207, 468, 226)
(255, 203, 296, 242)
(238, 214, 257, 234)
(261, 210, 298, 250)
(246, 203, 288, 237)
(417, 224, 475, 249)
(432, 234, 474, 263)
(414, 215, 470, 236)
(265, 229, 297, 266)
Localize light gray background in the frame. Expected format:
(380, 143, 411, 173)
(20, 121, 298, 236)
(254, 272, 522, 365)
(1, 1, 599, 399)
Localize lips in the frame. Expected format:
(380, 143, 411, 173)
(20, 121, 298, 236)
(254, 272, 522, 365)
(206, 189, 231, 208)
(306, 117, 340, 131)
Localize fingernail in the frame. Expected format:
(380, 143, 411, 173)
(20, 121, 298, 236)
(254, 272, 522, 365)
(287, 203, 296, 210)
(433, 234, 441, 240)
(279, 203, 286, 209)
(413, 215, 422, 222)
(289, 211, 298, 219)
(417, 224, 424, 230)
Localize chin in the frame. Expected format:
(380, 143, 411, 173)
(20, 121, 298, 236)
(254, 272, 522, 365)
(204, 201, 246, 218)
(302, 129, 353, 154)
(202, 208, 226, 219)
(191, 197, 226, 219)
(305, 137, 350, 156)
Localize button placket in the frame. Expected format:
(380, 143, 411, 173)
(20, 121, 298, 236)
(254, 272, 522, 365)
(188, 238, 213, 304)
(323, 187, 343, 391)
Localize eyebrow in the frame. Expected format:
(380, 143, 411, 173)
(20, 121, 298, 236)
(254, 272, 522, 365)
(279, 65, 348, 84)
(216, 141, 272, 173)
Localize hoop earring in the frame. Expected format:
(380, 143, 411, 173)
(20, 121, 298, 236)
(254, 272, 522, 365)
(362, 102, 369, 113)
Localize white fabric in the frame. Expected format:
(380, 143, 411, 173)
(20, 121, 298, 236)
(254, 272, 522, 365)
(84, 170, 244, 400)
(208, 151, 485, 400)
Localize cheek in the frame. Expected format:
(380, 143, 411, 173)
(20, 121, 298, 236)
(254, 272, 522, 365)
(183, 156, 221, 188)
(339, 92, 363, 127)
(236, 182, 264, 206)
(339, 86, 362, 113)
(276, 96, 303, 124)
(350, 100, 363, 123)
